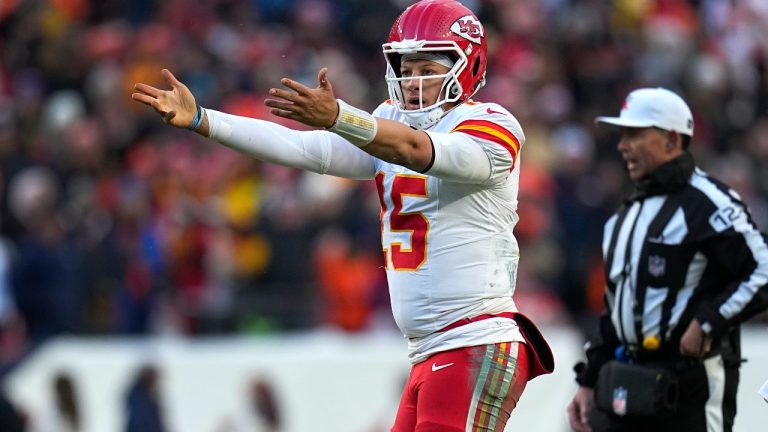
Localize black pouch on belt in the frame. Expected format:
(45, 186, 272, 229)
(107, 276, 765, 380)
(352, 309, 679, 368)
(594, 360, 678, 419)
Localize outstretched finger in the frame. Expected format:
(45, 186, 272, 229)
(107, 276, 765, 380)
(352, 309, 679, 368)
(131, 92, 156, 106)
(264, 99, 299, 113)
(280, 77, 312, 96)
(135, 95, 171, 118)
(162, 69, 184, 89)
(317, 68, 330, 89)
(268, 88, 297, 103)
(133, 83, 162, 98)
(269, 107, 299, 121)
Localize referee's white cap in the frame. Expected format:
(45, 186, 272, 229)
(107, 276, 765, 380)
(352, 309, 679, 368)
(595, 87, 693, 137)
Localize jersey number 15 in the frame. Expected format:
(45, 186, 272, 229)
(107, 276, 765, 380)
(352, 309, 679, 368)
(375, 173, 429, 271)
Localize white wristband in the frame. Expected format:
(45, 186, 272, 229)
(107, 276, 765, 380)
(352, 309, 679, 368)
(327, 99, 377, 147)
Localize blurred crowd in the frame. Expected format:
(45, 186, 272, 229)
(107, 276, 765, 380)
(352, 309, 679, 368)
(0, 0, 768, 374)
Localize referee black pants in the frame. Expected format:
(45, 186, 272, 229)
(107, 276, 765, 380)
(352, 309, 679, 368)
(589, 354, 739, 432)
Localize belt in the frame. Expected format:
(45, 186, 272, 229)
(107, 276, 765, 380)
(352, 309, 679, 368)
(621, 344, 702, 369)
(438, 312, 516, 333)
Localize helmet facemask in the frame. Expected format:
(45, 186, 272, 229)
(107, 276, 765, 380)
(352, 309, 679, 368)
(383, 40, 471, 129)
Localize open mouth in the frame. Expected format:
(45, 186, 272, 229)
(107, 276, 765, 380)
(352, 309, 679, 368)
(624, 158, 639, 173)
(405, 97, 423, 110)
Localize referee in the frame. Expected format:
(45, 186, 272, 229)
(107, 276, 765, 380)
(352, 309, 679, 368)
(566, 88, 768, 432)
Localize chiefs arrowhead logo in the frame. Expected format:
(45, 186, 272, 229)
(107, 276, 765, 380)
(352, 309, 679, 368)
(451, 15, 484, 45)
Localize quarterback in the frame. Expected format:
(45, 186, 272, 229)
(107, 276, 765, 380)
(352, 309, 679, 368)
(132, 1, 553, 430)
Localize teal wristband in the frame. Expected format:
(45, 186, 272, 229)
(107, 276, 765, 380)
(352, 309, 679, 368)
(187, 104, 204, 131)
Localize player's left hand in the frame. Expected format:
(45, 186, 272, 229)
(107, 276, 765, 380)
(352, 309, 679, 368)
(679, 318, 712, 358)
(265, 68, 339, 128)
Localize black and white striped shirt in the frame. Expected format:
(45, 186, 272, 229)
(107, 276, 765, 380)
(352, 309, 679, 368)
(602, 155, 768, 348)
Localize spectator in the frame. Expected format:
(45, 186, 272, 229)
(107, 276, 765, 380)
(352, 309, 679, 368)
(0, 0, 765, 349)
(124, 365, 166, 432)
(216, 377, 282, 432)
(32, 371, 81, 432)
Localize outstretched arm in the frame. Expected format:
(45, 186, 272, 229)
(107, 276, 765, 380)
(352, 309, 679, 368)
(131, 69, 376, 179)
(265, 68, 434, 172)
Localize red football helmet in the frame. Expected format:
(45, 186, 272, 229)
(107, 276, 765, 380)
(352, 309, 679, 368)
(382, 0, 487, 127)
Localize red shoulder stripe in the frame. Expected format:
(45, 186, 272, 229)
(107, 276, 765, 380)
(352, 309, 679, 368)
(451, 120, 520, 169)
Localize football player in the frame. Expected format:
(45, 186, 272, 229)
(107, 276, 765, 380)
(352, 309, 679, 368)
(132, 1, 553, 430)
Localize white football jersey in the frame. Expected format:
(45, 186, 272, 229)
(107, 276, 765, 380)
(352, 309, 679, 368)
(372, 100, 526, 363)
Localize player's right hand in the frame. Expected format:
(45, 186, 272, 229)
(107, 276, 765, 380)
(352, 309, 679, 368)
(566, 386, 594, 432)
(132, 69, 198, 129)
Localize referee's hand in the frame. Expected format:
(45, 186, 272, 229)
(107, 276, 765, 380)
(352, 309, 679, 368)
(679, 318, 712, 358)
(566, 387, 594, 432)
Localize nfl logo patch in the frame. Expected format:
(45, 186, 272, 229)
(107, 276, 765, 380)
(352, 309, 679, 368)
(648, 255, 666, 277)
(612, 386, 628, 416)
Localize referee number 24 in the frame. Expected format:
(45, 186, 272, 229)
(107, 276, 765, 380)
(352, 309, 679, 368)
(375, 173, 429, 271)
